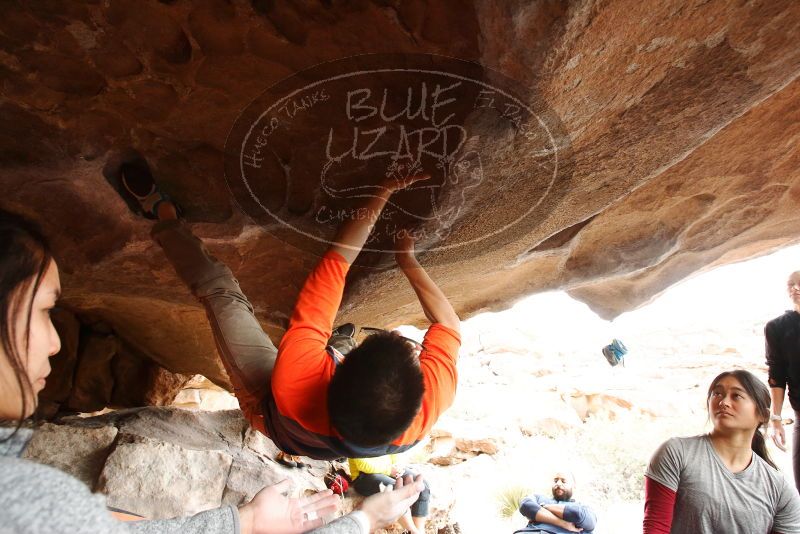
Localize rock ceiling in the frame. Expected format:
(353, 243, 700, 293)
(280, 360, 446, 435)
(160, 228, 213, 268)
(1, 0, 798, 403)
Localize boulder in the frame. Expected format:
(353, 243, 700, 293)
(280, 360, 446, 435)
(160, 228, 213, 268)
(97, 433, 233, 518)
(37, 321, 192, 416)
(0, 0, 797, 404)
(22, 422, 118, 490)
(564, 391, 657, 422)
(21, 407, 457, 531)
(427, 421, 501, 465)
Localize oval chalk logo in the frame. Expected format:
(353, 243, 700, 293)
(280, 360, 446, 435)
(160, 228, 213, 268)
(225, 53, 572, 266)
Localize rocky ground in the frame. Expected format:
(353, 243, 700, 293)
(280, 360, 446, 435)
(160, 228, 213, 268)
(22, 407, 458, 533)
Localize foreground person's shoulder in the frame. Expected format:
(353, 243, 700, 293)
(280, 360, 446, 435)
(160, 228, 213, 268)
(0, 456, 125, 533)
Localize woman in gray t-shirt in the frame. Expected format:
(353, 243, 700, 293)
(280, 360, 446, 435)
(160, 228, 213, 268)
(644, 369, 800, 534)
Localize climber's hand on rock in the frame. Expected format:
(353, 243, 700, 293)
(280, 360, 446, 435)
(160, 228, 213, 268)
(383, 172, 430, 193)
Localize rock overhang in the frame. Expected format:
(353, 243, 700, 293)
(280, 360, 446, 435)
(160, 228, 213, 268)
(0, 0, 798, 408)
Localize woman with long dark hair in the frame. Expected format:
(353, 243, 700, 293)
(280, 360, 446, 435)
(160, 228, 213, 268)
(0, 209, 424, 533)
(643, 369, 800, 533)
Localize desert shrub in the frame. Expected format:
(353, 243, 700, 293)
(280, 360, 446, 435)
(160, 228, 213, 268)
(496, 484, 534, 519)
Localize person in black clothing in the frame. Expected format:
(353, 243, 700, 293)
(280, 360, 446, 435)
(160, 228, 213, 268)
(766, 270, 800, 491)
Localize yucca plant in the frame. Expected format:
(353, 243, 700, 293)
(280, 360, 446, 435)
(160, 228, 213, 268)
(496, 485, 533, 519)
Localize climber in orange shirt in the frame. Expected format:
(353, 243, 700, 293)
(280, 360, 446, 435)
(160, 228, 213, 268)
(113, 158, 461, 463)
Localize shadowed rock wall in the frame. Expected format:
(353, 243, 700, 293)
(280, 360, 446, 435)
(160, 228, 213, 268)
(0, 0, 798, 405)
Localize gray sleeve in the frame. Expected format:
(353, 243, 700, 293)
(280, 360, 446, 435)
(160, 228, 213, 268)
(0, 459, 238, 534)
(563, 503, 597, 531)
(644, 438, 684, 492)
(308, 515, 367, 534)
(127, 505, 239, 534)
(519, 496, 542, 521)
(772, 476, 800, 534)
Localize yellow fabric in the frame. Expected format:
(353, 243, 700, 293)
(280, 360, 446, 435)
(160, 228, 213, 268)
(348, 454, 400, 479)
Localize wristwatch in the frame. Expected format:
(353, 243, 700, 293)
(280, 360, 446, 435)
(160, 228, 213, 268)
(770, 414, 783, 422)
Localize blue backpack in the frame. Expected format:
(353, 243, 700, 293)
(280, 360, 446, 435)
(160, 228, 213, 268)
(602, 339, 628, 367)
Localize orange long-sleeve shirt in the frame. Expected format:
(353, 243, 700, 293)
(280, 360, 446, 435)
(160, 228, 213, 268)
(262, 250, 460, 459)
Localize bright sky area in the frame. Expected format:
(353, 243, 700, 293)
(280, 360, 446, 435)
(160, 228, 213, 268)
(402, 243, 800, 363)
(506, 242, 796, 345)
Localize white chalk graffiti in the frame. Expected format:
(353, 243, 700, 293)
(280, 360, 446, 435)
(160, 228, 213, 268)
(228, 60, 562, 256)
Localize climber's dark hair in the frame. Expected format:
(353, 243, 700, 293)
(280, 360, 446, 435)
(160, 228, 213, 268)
(328, 331, 423, 446)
